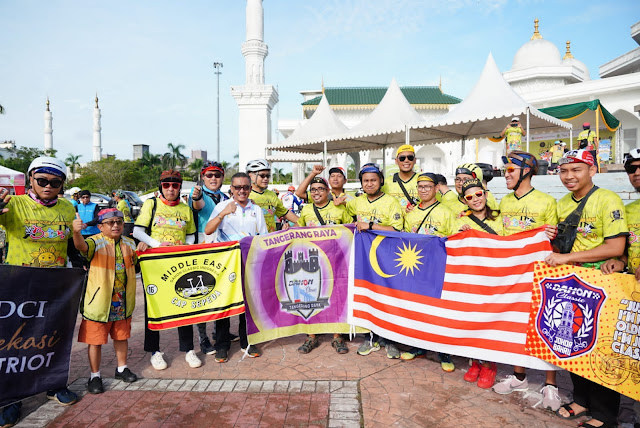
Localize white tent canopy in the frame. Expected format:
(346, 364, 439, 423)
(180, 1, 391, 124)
(410, 53, 572, 151)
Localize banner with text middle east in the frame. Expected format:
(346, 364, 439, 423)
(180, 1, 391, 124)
(138, 242, 244, 330)
(240, 225, 365, 344)
(526, 262, 640, 400)
(0, 265, 85, 407)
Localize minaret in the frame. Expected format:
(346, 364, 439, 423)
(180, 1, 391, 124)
(93, 94, 102, 161)
(44, 98, 53, 151)
(231, 0, 279, 171)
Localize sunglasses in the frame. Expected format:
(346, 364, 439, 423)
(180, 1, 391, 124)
(161, 182, 181, 189)
(256, 173, 271, 179)
(232, 185, 251, 191)
(625, 164, 640, 174)
(34, 177, 63, 189)
(464, 190, 485, 201)
(309, 187, 327, 193)
(204, 172, 223, 179)
(505, 165, 522, 173)
(398, 155, 415, 162)
(101, 219, 124, 226)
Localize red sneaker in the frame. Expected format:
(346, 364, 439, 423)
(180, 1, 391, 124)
(477, 363, 497, 389)
(463, 360, 482, 383)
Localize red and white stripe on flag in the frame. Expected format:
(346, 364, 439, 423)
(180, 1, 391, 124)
(349, 227, 558, 370)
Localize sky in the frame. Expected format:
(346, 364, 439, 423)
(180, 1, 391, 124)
(1, 0, 638, 166)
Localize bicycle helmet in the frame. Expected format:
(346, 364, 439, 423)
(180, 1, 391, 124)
(245, 158, 271, 173)
(501, 151, 538, 191)
(201, 160, 224, 174)
(455, 163, 483, 183)
(28, 156, 67, 179)
(624, 148, 640, 168)
(476, 163, 494, 183)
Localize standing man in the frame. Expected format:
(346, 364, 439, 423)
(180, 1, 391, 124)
(205, 172, 267, 362)
(69, 187, 81, 208)
(347, 163, 404, 359)
(113, 190, 134, 239)
(280, 185, 303, 215)
(500, 117, 526, 152)
(77, 190, 100, 237)
(577, 122, 598, 151)
(295, 165, 353, 205)
(492, 151, 560, 411)
(245, 159, 298, 232)
(550, 141, 564, 173)
(0, 157, 79, 426)
(546, 150, 627, 428)
(382, 145, 419, 211)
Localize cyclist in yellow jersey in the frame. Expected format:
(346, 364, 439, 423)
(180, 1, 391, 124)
(435, 174, 458, 205)
(500, 117, 526, 152)
(114, 190, 133, 238)
(295, 164, 353, 206)
(546, 150, 626, 428)
(246, 158, 298, 232)
(577, 122, 598, 151)
(381, 144, 419, 211)
(492, 151, 560, 409)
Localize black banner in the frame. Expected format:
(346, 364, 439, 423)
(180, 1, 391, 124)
(0, 265, 84, 407)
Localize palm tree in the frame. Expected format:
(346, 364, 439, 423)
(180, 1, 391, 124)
(273, 167, 284, 183)
(65, 154, 82, 181)
(163, 142, 187, 170)
(138, 152, 162, 168)
(187, 158, 205, 180)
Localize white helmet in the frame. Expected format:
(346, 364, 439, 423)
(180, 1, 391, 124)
(68, 186, 81, 195)
(28, 156, 67, 179)
(246, 158, 271, 173)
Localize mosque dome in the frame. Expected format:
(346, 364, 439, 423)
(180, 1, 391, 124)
(511, 19, 562, 71)
(562, 40, 590, 80)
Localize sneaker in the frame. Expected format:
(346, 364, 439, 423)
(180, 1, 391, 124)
(200, 337, 216, 355)
(357, 341, 380, 356)
(541, 385, 561, 411)
(229, 333, 240, 342)
(492, 374, 528, 394)
(298, 337, 319, 354)
(185, 350, 202, 368)
(400, 347, 427, 360)
(439, 353, 455, 372)
(463, 360, 482, 383)
(114, 368, 138, 383)
(242, 345, 261, 358)
(87, 377, 104, 394)
(477, 363, 498, 389)
(0, 402, 22, 427)
(215, 348, 229, 363)
(150, 352, 168, 370)
(385, 344, 400, 359)
(46, 388, 78, 406)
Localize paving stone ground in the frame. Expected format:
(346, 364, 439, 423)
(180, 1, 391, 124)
(14, 279, 639, 427)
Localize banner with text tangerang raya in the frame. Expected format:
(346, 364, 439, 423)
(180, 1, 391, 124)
(139, 242, 244, 330)
(240, 225, 365, 344)
(526, 262, 640, 400)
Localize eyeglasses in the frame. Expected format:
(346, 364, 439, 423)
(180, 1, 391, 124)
(454, 177, 469, 183)
(34, 177, 63, 189)
(232, 185, 251, 192)
(505, 165, 522, 173)
(256, 173, 271, 179)
(625, 164, 640, 174)
(309, 187, 327, 193)
(161, 182, 181, 189)
(417, 185, 435, 191)
(101, 219, 124, 227)
(464, 190, 485, 201)
(204, 172, 223, 179)
(398, 155, 415, 162)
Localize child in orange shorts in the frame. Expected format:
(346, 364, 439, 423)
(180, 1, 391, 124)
(73, 208, 140, 394)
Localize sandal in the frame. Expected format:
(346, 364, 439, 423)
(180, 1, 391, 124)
(298, 337, 319, 354)
(556, 403, 589, 420)
(331, 337, 349, 354)
(578, 420, 613, 428)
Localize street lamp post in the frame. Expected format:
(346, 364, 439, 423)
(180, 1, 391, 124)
(213, 62, 223, 162)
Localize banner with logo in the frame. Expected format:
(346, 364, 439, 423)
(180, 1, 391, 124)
(240, 225, 365, 344)
(138, 242, 244, 330)
(0, 265, 85, 407)
(526, 262, 640, 400)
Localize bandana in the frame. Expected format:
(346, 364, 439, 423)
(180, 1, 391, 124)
(27, 189, 58, 207)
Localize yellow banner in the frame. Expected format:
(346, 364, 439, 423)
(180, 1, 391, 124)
(527, 262, 640, 401)
(138, 242, 244, 331)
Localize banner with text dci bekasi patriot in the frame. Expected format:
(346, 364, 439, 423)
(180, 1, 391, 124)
(138, 242, 244, 330)
(0, 265, 84, 407)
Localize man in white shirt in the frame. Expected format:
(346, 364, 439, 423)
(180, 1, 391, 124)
(205, 172, 268, 362)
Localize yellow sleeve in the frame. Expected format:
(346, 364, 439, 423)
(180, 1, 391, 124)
(297, 206, 308, 227)
(601, 194, 628, 239)
(274, 196, 289, 217)
(346, 199, 356, 217)
(134, 199, 155, 228)
(185, 209, 197, 235)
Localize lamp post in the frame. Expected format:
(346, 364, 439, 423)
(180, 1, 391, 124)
(213, 61, 223, 161)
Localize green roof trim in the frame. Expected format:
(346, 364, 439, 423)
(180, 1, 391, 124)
(302, 87, 461, 106)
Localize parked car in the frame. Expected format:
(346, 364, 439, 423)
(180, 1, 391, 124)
(90, 193, 111, 211)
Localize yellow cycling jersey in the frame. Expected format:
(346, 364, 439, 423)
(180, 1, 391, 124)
(404, 201, 455, 236)
(455, 212, 505, 236)
(625, 199, 640, 273)
(500, 189, 557, 236)
(556, 187, 628, 254)
(382, 172, 419, 210)
(117, 199, 133, 223)
(437, 190, 458, 205)
(346, 193, 404, 230)
(250, 188, 289, 232)
(297, 201, 353, 227)
(135, 198, 196, 246)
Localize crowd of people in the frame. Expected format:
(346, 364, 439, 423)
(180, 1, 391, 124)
(1, 142, 639, 428)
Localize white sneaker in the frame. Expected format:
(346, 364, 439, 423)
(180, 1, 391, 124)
(492, 374, 528, 394)
(185, 350, 202, 368)
(541, 385, 561, 411)
(150, 352, 167, 370)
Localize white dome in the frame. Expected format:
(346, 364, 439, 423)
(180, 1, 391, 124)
(563, 57, 590, 80)
(512, 38, 562, 71)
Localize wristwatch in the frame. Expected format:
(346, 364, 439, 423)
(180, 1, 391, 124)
(368, 221, 374, 230)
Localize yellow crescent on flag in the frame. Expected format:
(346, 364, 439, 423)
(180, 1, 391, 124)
(369, 235, 396, 278)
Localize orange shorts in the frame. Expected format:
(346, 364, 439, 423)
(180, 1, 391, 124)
(78, 318, 132, 345)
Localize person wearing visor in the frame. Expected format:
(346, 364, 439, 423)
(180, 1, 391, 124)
(493, 151, 560, 409)
(546, 150, 627, 428)
(401, 172, 456, 371)
(446, 163, 497, 217)
(295, 165, 353, 206)
(0, 157, 79, 426)
(382, 144, 420, 211)
(134, 169, 199, 371)
(500, 117, 526, 152)
(347, 163, 404, 359)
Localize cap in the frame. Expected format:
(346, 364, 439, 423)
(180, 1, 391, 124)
(328, 166, 347, 178)
(554, 140, 561, 145)
(310, 177, 329, 187)
(511, 117, 520, 122)
(417, 172, 437, 183)
(558, 150, 596, 167)
(98, 208, 124, 223)
(396, 144, 415, 157)
(583, 122, 590, 128)
(79, 190, 91, 198)
(287, 185, 295, 191)
(160, 169, 182, 182)
(434, 174, 447, 185)
(461, 178, 484, 195)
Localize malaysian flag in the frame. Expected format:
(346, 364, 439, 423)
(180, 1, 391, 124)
(349, 227, 557, 370)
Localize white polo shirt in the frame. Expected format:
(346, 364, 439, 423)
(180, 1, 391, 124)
(206, 199, 268, 243)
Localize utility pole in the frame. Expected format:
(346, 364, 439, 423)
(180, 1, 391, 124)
(213, 62, 223, 161)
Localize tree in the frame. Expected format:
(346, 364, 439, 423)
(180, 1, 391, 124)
(163, 142, 187, 170)
(187, 158, 204, 181)
(65, 154, 82, 181)
(0, 146, 57, 176)
(138, 152, 162, 169)
(74, 158, 146, 194)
